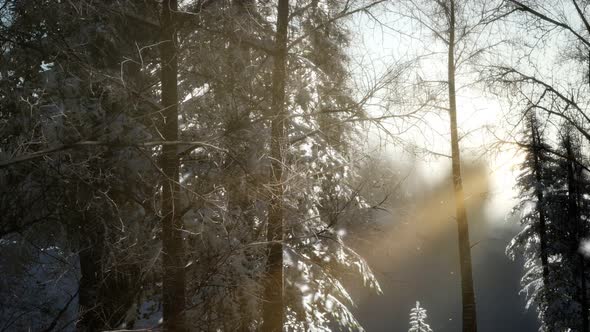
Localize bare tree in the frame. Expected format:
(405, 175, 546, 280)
(388, 0, 506, 330)
(445, 2, 478, 330)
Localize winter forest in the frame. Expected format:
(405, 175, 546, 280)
(5, 0, 590, 331)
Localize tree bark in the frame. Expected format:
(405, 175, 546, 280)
(447, 1, 477, 331)
(159, 1, 187, 330)
(261, 0, 289, 331)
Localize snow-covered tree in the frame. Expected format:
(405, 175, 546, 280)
(508, 113, 590, 331)
(1, 1, 166, 329)
(506, 112, 557, 330)
(175, 1, 383, 330)
(409, 301, 433, 332)
(1, 0, 384, 330)
(543, 124, 590, 331)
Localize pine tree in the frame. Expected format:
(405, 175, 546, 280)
(507, 112, 561, 331)
(546, 124, 590, 331)
(409, 301, 433, 332)
(176, 1, 381, 330)
(508, 115, 590, 332)
(0, 1, 164, 329)
(0, 1, 382, 330)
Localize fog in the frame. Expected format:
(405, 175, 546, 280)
(341, 155, 538, 331)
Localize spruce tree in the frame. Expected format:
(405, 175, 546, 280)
(152, 0, 382, 330)
(0, 1, 162, 329)
(0, 1, 383, 330)
(509, 115, 590, 331)
(409, 301, 434, 332)
(507, 112, 560, 331)
(546, 125, 590, 331)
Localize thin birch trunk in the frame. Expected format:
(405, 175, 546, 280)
(447, 1, 477, 331)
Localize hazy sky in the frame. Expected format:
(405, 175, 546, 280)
(347, 5, 524, 226)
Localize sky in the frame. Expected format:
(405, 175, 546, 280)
(346, 3, 524, 226)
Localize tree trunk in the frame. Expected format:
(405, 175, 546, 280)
(77, 214, 105, 332)
(77, 214, 137, 331)
(447, 1, 477, 331)
(159, 1, 186, 330)
(261, 0, 289, 331)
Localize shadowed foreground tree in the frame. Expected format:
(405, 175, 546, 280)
(1, 0, 386, 330)
(0, 1, 164, 330)
(159, 0, 187, 330)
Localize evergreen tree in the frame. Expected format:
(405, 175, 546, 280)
(174, 1, 382, 330)
(507, 112, 561, 331)
(1, 1, 161, 329)
(508, 115, 590, 331)
(545, 124, 590, 331)
(1, 0, 383, 330)
(409, 301, 433, 332)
